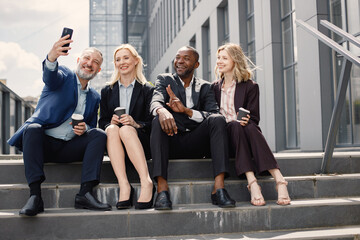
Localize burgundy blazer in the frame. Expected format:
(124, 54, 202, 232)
(212, 79, 260, 125)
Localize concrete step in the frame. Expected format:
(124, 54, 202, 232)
(1, 151, 360, 184)
(1, 174, 360, 210)
(1, 197, 359, 240)
(114, 226, 360, 240)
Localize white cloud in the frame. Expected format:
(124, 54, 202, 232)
(0, 0, 89, 97)
(0, 0, 88, 27)
(0, 42, 40, 71)
(0, 41, 43, 97)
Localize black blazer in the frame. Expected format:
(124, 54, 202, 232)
(150, 73, 219, 132)
(99, 80, 154, 133)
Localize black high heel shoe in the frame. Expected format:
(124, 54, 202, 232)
(135, 184, 156, 210)
(116, 185, 134, 209)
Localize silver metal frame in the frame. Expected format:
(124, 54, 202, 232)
(295, 19, 360, 173)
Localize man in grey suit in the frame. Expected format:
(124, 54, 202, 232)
(150, 46, 235, 210)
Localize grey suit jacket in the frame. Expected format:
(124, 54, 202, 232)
(150, 73, 219, 131)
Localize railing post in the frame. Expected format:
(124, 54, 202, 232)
(321, 59, 353, 173)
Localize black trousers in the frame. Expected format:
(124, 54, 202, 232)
(150, 113, 229, 180)
(135, 128, 151, 160)
(22, 123, 107, 185)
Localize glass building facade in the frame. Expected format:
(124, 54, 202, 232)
(89, 0, 148, 92)
(280, 0, 299, 149)
(329, 0, 360, 146)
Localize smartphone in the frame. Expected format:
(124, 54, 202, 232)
(237, 107, 250, 121)
(60, 27, 73, 53)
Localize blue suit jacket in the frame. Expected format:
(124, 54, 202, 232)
(7, 60, 101, 150)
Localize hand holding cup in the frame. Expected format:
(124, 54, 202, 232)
(237, 107, 250, 126)
(111, 107, 126, 126)
(71, 114, 86, 136)
(71, 114, 84, 128)
(114, 107, 126, 117)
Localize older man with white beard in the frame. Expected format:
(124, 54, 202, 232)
(8, 34, 111, 216)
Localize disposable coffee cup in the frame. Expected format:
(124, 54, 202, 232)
(71, 114, 84, 128)
(114, 107, 126, 117)
(237, 107, 250, 121)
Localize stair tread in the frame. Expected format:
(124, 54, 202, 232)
(1, 173, 360, 188)
(113, 225, 360, 240)
(1, 150, 360, 161)
(1, 153, 360, 239)
(1, 197, 359, 239)
(1, 196, 360, 215)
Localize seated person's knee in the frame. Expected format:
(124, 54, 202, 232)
(208, 113, 226, 127)
(24, 123, 43, 135)
(105, 124, 120, 135)
(119, 125, 136, 137)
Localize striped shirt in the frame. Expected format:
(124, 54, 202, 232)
(220, 80, 237, 123)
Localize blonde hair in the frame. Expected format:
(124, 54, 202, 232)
(214, 43, 254, 83)
(107, 44, 147, 87)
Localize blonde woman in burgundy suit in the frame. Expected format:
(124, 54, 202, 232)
(212, 43, 291, 206)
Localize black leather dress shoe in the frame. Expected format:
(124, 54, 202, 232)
(154, 190, 172, 210)
(75, 192, 112, 211)
(19, 195, 44, 216)
(116, 185, 134, 209)
(211, 188, 236, 208)
(135, 185, 156, 210)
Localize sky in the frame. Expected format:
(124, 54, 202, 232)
(0, 0, 89, 97)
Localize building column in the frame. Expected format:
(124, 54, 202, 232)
(209, 9, 219, 82)
(228, 0, 240, 44)
(295, 0, 332, 151)
(195, 30, 204, 78)
(253, 0, 284, 151)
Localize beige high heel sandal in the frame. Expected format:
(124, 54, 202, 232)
(247, 179, 266, 206)
(276, 180, 291, 205)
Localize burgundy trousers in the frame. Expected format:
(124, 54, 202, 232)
(227, 121, 279, 176)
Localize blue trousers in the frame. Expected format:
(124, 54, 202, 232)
(22, 123, 107, 185)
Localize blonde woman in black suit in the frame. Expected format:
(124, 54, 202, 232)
(99, 44, 155, 210)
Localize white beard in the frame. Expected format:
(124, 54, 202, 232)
(76, 64, 97, 81)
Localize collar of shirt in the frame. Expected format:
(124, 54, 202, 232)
(178, 76, 195, 108)
(77, 75, 89, 93)
(221, 79, 236, 91)
(118, 79, 136, 114)
(118, 79, 136, 88)
(179, 75, 194, 89)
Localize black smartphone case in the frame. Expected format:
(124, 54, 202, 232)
(61, 27, 73, 53)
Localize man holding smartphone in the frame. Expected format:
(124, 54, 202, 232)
(8, 30, 111, 216)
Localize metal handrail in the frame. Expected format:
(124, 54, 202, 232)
(296, 19, 360, 174)
(320, 20, 360, 48)
(296, 20, 360, 66)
